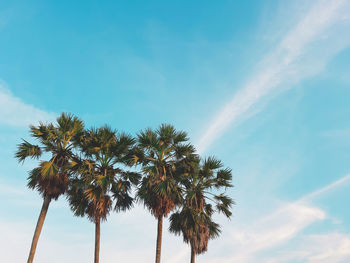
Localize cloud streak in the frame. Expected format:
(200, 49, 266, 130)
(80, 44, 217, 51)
(301, 173, 350, 202)
(261, 233, 350, 263)
(213, 173, 350, 263)
(197, 0, 350, 153)
(0, 83, 55, 127)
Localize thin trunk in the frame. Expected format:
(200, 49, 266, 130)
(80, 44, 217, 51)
(155, 215, 163, 263)
(95, 217, 101, 263)
(190, 245, 195, 263)
(27, 195, 51, 263)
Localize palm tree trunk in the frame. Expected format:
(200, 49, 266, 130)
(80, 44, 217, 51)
(190, 245, 195, 263)
(27, 195, 51, 263)
(95, 217, 101, 263)
(155, 215, 163, 263)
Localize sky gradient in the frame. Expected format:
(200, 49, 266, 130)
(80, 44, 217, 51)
(1, 0, 350, 262)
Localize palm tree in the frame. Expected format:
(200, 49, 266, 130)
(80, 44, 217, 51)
(67, 126, 140, 263)
(169, 157, 233, 263)
(134, 124, 196, 263)
(15, 113, 84, 263)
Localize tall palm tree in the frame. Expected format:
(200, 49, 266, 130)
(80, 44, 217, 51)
(135, 124, 195, 263)
(67, 126, 140, 263)
(169, 157, 233, 263)
(15, 113, 84, 263)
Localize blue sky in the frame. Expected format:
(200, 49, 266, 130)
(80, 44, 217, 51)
(1, 0, 350, 262)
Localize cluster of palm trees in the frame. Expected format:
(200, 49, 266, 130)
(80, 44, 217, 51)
(16, 113, 233, 263)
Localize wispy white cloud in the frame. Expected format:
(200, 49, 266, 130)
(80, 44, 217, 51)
(262, 174, 350, 224)
(0, 83, 55, 127)
(263, 233, 350, 263)
(221, 204, 325, 263)
(301, 173, 350, 202)
(302, 234, 350, 263)
(197, 0, 350, 153)
(211, 173, 350, 263)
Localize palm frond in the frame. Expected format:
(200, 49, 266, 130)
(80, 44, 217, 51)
(215, 168, 233, 188)
(40, 161, 59, 178)
(56, 112, 84, 136)
(203, 157, 222, 171)
(15, 140, 42, 162)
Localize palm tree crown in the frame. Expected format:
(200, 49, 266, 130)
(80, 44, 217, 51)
(15, 113, 84, 263)
(135, 124, 195, 217)
(169, 156, 234, 262)
(135, 124, 196, 263)
(67, 126, 140, 263)
(68, 126, 140, 220)
(16, 113, 84, 199)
